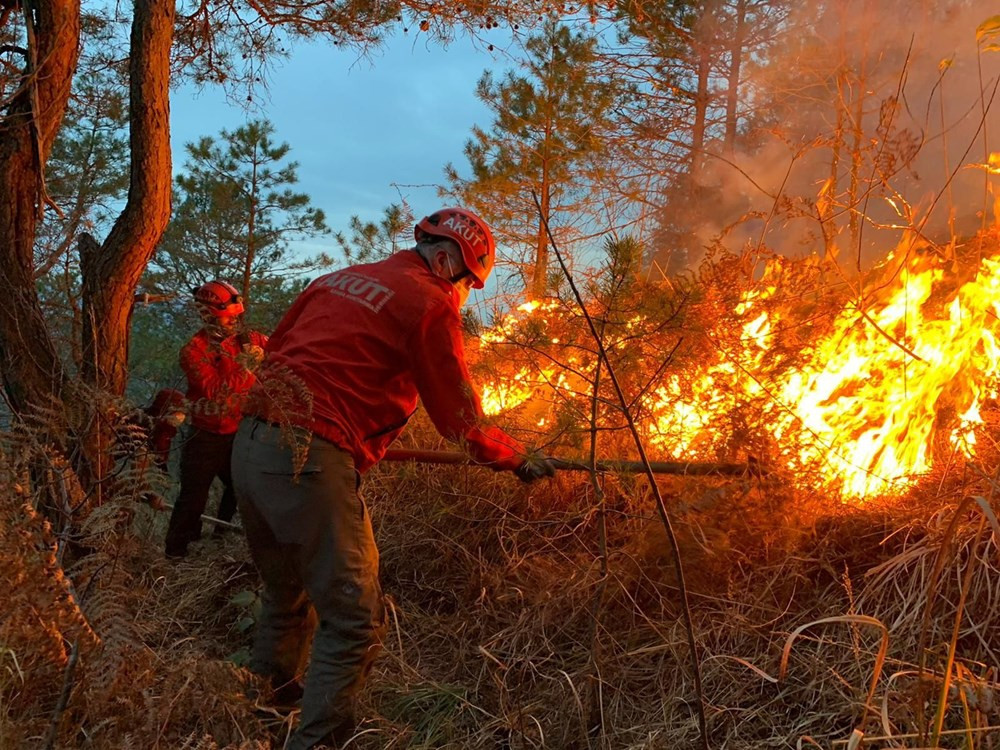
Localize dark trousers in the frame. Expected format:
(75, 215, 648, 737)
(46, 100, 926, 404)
(231, 417, 386, 750)
(164, 427, 237, 557)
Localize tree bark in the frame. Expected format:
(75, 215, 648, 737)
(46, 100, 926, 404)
(75, 0, 174, 492)
(724, 0, 746, 153)
(0, 0, 81, 415)
(80, 0, 175, 397)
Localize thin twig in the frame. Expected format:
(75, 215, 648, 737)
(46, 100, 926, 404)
(532, 192, 710, 750)
(845, 300, 925, 364)
(42, 639, 79, 750)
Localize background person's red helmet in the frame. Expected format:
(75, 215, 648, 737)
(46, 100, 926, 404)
(193, 280, 244, 317)
(414, 208, 495, 289)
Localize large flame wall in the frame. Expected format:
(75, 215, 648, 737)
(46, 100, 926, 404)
(474, 235, 1000, 500)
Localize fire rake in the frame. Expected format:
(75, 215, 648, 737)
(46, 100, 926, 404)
(160, 452, 763, 533)
(383, 449, 764, 476)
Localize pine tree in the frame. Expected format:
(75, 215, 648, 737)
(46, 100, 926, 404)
(133, 120, 332, 390)
(615, 0, 789, 273)
(334, 202, 414, 264)
(446, 18, 617, 300)
(150, 119, 330, 306)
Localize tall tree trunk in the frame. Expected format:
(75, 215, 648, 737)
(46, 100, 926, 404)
(847, 0, 871, 266)
(823, 71, 846, 266)
(531, 101, 555, 301)
(532, 167, 551, 300)
(0, 0, 81, 415)
(78, 0, 175, 490)
(690, 4, 715, 184)
(724, 0, 746, 153)
(242, 155, 258, 303)
(80, 0, 174, 397)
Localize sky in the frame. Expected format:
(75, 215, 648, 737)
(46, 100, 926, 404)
(170, 31, 515, 260)
(168, 5, 1000, 284)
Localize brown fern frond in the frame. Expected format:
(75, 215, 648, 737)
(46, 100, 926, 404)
(0, 492, 100, 720)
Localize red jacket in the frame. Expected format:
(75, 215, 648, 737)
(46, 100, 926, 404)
(182, 328, 268, 435)
(144, 388, 186, 468)
(251, 251, 525, 473)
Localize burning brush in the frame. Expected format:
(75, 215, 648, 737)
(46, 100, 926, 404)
(471, 232, 1000, 502)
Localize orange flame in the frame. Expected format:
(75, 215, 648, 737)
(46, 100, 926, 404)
(770, 255, 1000, 497)
(476, 238, 1000, 500)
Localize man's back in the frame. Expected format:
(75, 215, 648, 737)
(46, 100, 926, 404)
(257, 251, 458, 468)
(255, 250, 521, 473)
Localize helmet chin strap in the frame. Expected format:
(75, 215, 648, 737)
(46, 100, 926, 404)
(445, 255, 472, 285)
(420, 245, 470, 286)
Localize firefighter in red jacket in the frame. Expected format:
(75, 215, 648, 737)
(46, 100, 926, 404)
(144, 387, 186, 474)
(232, 208, 556, 749)
(137, 388, 186, 510)
(164, 280, 268, 558)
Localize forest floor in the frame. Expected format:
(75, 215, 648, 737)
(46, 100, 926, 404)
(6, 447, 999, 749)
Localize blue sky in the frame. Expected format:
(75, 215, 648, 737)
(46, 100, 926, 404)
(170, 32, 515, 258)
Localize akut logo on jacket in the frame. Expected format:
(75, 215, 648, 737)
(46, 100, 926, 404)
(318, 270, 395, 312)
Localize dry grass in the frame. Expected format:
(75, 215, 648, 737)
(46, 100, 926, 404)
(360, 457, 1000, 750)
(3, 424, 1000, 749)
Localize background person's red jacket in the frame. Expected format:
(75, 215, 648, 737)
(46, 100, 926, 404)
(144, 388, 186, 469)
(251, 251, 525, 473)
(182, 329, 268, 435)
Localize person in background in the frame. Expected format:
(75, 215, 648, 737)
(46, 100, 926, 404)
(135, 388, 186, 510)
(144, 387, 187, 475)
(114, 388, 186, 511)
(231, 207, 556, 749)
(164, 280, 267, 558)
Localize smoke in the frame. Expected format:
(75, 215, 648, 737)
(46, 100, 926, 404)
(695, 0, 1000, 268)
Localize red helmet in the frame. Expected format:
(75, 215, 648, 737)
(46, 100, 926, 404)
(193, 280, 244, 317)
(414, 207, 495, 289)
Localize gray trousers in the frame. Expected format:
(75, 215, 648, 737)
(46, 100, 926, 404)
(231, 417, 386, 749)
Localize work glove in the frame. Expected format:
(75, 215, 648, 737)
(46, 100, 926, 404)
(514, 452, 558, 483)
